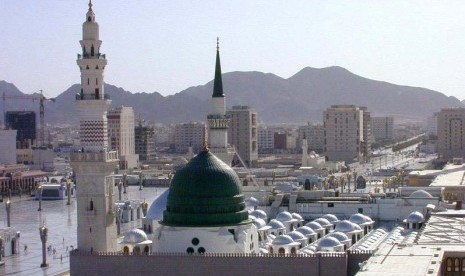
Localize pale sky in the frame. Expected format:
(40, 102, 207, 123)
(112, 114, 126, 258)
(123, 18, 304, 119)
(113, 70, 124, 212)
(1, 1, 465, 100)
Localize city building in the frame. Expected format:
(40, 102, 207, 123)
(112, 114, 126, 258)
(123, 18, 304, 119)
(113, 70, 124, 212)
(298, 123, 325, 154)
(174, 122, 206, 154)
(107, 106, 138, 169)
(5, 111, 36, 149)
(360, 107, 373, 162)
(135, 119, 155, 162)
(227, 106, 258, 167)
(70, 1, 119, 253)
(371, 116, 394, 141)
(257, 127, 274, 153)
(206, 40, 235, 165)
(323, 105, 370, 163)
(425, 113, 438, 136)
(0, 129, 17, 164)
(437, 108, 465, 160)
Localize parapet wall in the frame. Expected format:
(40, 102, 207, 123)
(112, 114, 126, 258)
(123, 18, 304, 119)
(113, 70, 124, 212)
(70, 251, 349, 276)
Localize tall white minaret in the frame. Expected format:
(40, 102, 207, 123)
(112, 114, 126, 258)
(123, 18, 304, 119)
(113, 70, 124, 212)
(71, 0, 118, 253)
(207, 38, 235, 165)
(301, 134, 308, 167)
(76, 0, 109, 152)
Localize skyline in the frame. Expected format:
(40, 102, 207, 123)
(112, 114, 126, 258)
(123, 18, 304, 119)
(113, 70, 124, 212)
(2, 1, 465, 100)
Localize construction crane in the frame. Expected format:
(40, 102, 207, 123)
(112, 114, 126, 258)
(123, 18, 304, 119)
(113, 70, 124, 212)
(2, 90, 56, 147)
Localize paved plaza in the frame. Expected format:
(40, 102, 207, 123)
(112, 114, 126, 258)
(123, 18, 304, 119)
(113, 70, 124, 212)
(0, 186, 166, 276)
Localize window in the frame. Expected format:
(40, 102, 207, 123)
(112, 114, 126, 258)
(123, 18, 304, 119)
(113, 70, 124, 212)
(278, 247, 285, 255)
(198, 247, 205, 254)
(186, 247, 194, 254)
(192, 238, 199, 246)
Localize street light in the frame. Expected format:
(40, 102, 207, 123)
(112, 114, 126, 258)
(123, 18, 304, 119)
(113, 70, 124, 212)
(66, 180, 71, 206)
(118, 181, 123, 201)
(123, 173, 127, 194)
(5, 199, 11, 227)
(37, 185, 43, 211)
(39, 224, 48, 268)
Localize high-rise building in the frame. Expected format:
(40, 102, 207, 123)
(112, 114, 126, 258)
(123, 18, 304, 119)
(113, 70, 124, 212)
(372, 116, 394, 140)
(206, 39, 235, 164)
(5, 111, 36, 149)
(437, 108, 465, 160)
(257, 127, 274, 153)
(227, 106, 258, 167)
(107, 106, 138, 169)
(70, 1, 119, 253)
(323, 105, 370, 163)
(135, 119, 155, 162)
(425, 113, 438, 136)
(174, 122, 206, 154)
(360, 107, 372, 162)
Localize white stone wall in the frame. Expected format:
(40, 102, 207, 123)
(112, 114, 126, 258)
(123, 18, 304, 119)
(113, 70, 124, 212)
(0, 130, 16, 164)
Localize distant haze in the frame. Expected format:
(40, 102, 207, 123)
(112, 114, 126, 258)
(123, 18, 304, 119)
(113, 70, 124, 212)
(1, 1, 465, 101)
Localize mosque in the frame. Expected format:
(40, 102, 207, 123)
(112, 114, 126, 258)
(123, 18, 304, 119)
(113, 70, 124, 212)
(70, 2, 465, 276)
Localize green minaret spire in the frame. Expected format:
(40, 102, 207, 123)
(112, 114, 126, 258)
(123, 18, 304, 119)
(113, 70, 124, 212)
(212, 37, 224, 98)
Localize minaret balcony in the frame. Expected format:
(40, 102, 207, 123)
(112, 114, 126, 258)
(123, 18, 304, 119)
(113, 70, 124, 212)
(76, 94, 110, 100)
(77, 53, 106, 60)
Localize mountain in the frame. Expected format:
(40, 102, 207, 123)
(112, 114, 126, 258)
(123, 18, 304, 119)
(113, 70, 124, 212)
(1, 66, 463, 125)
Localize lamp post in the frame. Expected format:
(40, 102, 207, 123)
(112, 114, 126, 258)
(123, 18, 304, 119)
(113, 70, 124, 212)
(118, 181, 123, 201)
(39, 224, 48, 268)
(37, 185, 43, 211)
(5, 199, 11, 227)
(0, 237, 3, 265)
(116, 208, 122, 235)
(123, 173, 127, 194)
(66, 180, 71, 206)
(139, 172, 143, 191)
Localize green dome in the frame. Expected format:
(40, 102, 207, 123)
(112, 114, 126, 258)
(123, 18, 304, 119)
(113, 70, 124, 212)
(162, 150, 250, 227)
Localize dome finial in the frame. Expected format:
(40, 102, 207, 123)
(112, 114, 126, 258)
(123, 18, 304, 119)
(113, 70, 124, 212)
(217, 37, 219, 51)
(202, 130, 209, 152)
(89, 0, 93, 10)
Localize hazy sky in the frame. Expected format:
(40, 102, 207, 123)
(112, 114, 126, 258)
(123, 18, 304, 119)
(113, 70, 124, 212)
(2, 1, 465, 100)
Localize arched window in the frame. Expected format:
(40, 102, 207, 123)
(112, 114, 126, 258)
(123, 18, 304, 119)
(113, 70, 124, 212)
(91, 45, 94, 56)
(291, 247, 296, 255)
(462, 258, 465, 272)
(269, 247, 273, 254)
(455, 258, 460, 272)
(88, 16, 91, 22)
(144, 246, 149, 254)
(133, 247, 141, 254)
(89, 199, 94, 211)
(87, 78, 89, 85)
(123, 246, 129, 254)
(278, 247, 285, 255)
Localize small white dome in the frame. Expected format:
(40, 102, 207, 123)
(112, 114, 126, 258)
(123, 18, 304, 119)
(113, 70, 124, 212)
(287, 231, 306, 241)
(245, 197, 259, 207)
(314, 218, 332, 227)
(335, 220, 360, 233)
(250, 209, 268, 220)
(349, 214, 372, 225)
(296, 226, 316, 236)
(291, 212, 303, 221)
(318, 236, 342, 249)
(328, 232, 350, 242)
(253, 218, 267, 229)
(305, 221, 324, 231)
(122, 229, 148, 244)
(322, 214, 339, 223)
(146, 189, 169, 220)
(268, 219, 285, 229)
(409, 190, 433, 198)
(276, 211, 294, 222)
(272, 235, 295, 245)
(406, 211, 424, 224)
